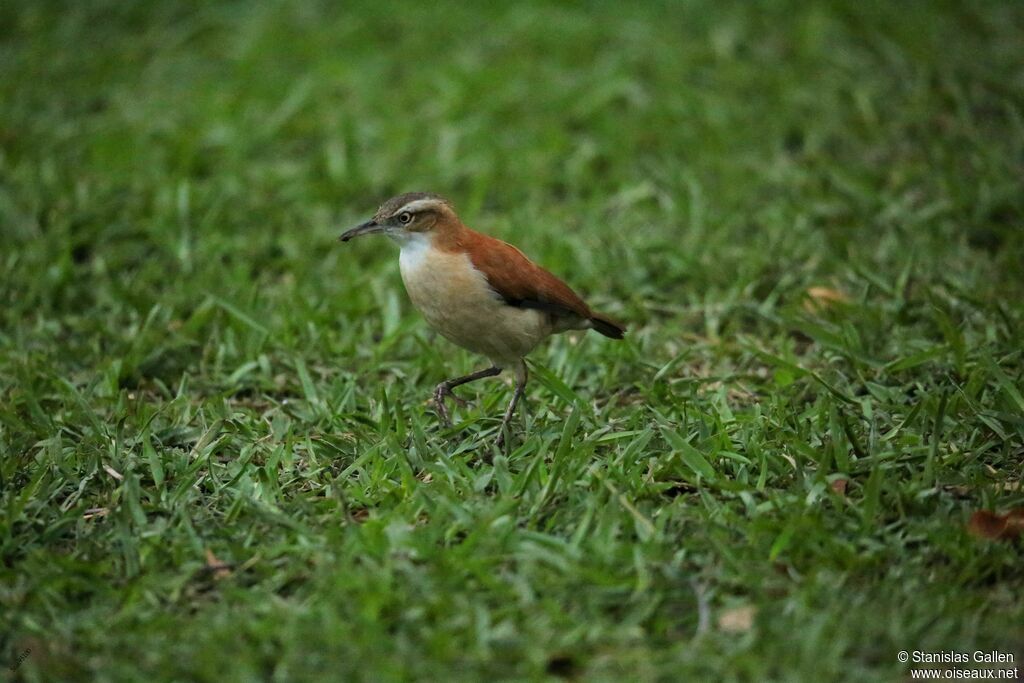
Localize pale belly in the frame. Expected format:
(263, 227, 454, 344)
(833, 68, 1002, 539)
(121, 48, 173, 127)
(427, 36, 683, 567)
(398, 242, 550, 367)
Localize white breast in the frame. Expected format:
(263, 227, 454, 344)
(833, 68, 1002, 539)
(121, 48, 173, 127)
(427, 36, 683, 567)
(396, 234, 550, 367)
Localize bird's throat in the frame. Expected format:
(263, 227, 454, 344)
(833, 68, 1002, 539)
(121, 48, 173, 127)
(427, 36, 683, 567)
(396, 231, 434, 272)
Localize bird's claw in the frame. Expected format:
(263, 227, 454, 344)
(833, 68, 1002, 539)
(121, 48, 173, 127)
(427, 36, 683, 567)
(432, 384, 468, 428)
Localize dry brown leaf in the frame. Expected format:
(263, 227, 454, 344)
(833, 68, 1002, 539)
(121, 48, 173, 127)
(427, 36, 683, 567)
(944, 482, 1021, 498)
(717, 605, 756, 633)
(942, 484, 972, 498)
(203, 549, 233, 579)
(967, 509, 1024, 541)
(803, 286, 849, 313)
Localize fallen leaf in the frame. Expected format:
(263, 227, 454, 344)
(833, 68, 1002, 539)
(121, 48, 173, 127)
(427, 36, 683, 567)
(203, 549, 233, 579)
(830, 478, 848, 496)
(717, 605, 756, 633)
(803, 286, 849, 313)
(967, 509, 1024, 541)
(943, 481, 1021, 498)
(942, 484, 972, 498)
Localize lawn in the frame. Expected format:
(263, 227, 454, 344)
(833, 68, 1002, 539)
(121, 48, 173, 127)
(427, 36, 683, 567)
(2, 1, 1023, 680)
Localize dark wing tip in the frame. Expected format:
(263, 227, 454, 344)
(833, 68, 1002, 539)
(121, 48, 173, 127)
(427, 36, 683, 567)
(590, 313, 625, 339)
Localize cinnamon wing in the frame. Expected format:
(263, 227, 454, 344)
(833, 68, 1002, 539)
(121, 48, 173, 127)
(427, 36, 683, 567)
(463, 232, 593, 321)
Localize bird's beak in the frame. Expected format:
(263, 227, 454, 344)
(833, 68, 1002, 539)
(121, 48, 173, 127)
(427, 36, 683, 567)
(339, 219, 385, 242)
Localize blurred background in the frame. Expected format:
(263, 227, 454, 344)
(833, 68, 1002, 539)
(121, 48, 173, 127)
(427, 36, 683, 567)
(3, 0, 1021, 350)
(2, 1, 1023, 679)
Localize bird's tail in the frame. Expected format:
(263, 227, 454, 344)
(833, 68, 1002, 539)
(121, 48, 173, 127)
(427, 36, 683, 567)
(590, 312, 625, 340)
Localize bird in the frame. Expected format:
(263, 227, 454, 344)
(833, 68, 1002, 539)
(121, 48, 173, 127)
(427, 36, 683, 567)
(339, 192, 624, 447)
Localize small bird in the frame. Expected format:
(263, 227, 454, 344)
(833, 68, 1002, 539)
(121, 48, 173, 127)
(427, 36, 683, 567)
(340, 193, 624, 446)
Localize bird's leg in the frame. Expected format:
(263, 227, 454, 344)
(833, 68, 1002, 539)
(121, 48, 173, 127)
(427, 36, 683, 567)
(433, 365, 502, 427)
(495, 360, 528, 449)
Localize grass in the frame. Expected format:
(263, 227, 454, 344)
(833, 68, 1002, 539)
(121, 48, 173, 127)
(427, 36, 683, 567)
(2, 1, 1023, 680)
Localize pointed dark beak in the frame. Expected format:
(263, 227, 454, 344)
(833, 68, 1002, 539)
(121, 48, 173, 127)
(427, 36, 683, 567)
(339, 220, 385, 242)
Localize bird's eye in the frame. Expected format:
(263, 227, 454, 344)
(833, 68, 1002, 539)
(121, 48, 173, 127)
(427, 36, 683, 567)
(398, 212, 413, 225)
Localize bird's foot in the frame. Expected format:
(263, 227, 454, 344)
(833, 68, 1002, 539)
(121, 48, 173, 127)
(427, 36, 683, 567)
(432, 383, 468, 428)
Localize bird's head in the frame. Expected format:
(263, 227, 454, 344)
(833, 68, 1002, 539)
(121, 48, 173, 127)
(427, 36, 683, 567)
(340, 192, 458, 245)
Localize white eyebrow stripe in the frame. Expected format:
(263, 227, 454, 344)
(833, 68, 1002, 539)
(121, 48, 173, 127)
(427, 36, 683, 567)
(395, 198, 446, 215)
